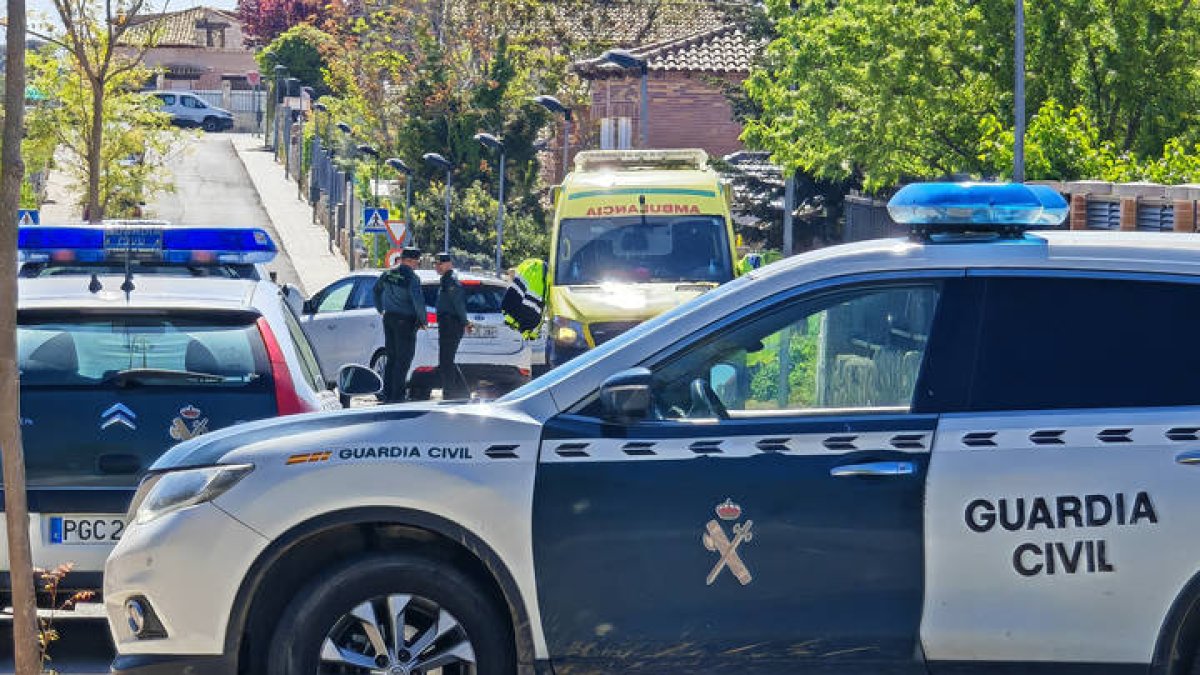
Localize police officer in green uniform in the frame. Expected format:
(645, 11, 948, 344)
(435, 252, 470, 400)
(373, 247, 426, 403)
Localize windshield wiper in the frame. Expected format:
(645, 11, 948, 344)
(99, 368, 233, 386)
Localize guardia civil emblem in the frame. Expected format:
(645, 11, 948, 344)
(169, 404, 210, 441)
(703, 498, 754, 586)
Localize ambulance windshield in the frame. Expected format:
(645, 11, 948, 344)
(555, 215, 731, 285)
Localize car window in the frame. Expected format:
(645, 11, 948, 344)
(156, 94, 176, 105)
(971, 277, 1200, 410)
(348, 278, 376, 310)
(280, 305, 326, 390)
(182, 96, 206, 109)
(315, 279, 354, 313)
(18, 314, 268, 387)
(464, 284, 505, 313)
(648, 284, 940, 418)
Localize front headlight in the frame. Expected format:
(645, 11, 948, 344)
(552, 317, 587, 348)
(135, 464, 253, 525)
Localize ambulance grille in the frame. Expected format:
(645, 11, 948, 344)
(588, 321, 641, 345)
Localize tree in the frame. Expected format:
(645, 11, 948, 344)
(743, 0, 1200, 191)
(237, 0, 337, 44)
(2, 2, 39, 674)
(26, 47, 183, 218)
(256, 24, 340, 97)
(29, 0, 162, 221)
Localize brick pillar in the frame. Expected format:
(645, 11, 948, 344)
(1119, 197, 1138, 231)
(1174, 200, 1196, 232)
(1069, 194, 1089, 230)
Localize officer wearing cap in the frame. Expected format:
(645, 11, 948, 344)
(434, 252, 470, 399)
(373, 247, 426, 402)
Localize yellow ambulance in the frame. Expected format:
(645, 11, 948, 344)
(546, 149, 737, 366)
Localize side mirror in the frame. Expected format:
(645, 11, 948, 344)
(302, 298, 316, 314)
(337, 364, 383, 397)
(599, 367, 653, 423)
(281, 284, 305, 314)
(551, 185, 562, 207)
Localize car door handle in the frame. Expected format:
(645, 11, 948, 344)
(831, 461, 915, 477)
(1175, 450, 1200, 465)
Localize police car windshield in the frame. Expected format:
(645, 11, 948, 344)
(20, 262, 256, 279)
(19, 313, 269, 389)
(556, 216, 732, 285)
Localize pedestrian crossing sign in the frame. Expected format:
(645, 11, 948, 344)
(363, 208, 388, 233)
(18, 209, 39, 226)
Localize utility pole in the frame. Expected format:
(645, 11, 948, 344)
(3, 0, 41, 668)
(1014, 0, 1026, 182)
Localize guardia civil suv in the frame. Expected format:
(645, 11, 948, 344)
(106, 183, 1200, 675)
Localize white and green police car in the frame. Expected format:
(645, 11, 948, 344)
(106, 183, 1200, 675)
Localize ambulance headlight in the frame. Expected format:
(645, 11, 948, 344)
(553, 317, 587, 347)
(135, 464, 253, 525)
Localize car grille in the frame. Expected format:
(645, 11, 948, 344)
(589, 321, 641, 345)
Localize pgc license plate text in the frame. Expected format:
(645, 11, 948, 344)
(49, 516, 126, 544)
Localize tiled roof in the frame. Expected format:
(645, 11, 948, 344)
(543, 0, 735, 49)
(121, 6, 240, 47)
(574, 23, 763, 76)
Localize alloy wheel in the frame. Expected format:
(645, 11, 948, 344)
(318, 593, 476, 674)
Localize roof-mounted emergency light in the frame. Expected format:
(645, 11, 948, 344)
(887, 182, 1068, 239)
(17, 223, 278, 264)
(574, 149, 708, 173)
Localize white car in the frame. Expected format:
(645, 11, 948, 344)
(109, 184, 1200, 675)
(296, 269, 532, 398)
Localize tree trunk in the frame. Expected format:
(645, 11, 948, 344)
(2, 0, 41, 670)
(86, 81, 104, 223)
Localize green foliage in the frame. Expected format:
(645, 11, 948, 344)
(26, 47, 188, 218)
(257, 24, 340, 97)
(745, 0, 1200, 190)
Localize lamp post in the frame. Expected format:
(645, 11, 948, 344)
(474, 133, 506, 276)
(599, 49, 649, 148)
(532, 94, 573, 176)
(423, 152, 453, 253)
(357, 144, 381, 207)
(271, 64, 288, 148)
(386, 157, 413, 247)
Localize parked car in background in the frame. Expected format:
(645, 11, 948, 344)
(296, 269, 532, 399)
(150, 90, 234, 132)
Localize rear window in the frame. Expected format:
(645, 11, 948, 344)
(421, 282, 505, 313)
(19, 313, 269, 388)
(20, 262, 257, 279)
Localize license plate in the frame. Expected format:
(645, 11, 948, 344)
(468, 326, 498, 339)
(48, 515, 127, 544)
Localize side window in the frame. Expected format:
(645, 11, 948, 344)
(314, 279, 354, 313)
(279, 306, 326, 390)
(650, 285, 940, 418)
(182, 96, 206, 109)
(158, 94, 176, 105)
(347, 279, 376, 310)
(972, 277, 1200, 410)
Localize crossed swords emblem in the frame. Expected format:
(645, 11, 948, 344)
(703, 506, 754, 586)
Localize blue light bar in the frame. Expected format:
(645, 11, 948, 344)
(1025, 184, 1069, 227)
(18, 224, 277, 264)
(887, 182, 1050, 230)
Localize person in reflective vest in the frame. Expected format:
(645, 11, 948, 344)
(502, 258, 546, 339)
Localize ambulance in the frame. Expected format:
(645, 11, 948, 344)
(544, 149, 737, 366)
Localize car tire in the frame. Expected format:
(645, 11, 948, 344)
(266, 552, 515, 675)
(201, 117, 221, 132)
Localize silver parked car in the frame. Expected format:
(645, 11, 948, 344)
(150, 91, 234, 132)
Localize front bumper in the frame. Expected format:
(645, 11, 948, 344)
(105, 501, 268, 660)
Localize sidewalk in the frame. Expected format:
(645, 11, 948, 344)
(230, 134, 349, 296)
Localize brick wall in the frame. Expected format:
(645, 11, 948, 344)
(586, 70, 746, 157)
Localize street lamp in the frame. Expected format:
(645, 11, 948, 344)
(598, 49, 648, 147)
(423, 152, 453, 253)
(357, 144, 381, 207)
(475, 133, 506, 276)
(532, 94, 573, 175)
(386, 157, 413, 247)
